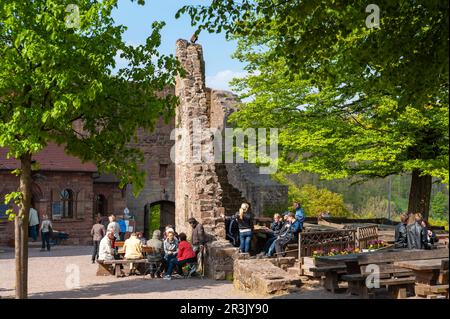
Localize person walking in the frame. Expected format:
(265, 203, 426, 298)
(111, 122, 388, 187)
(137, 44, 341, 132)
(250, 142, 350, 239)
(29, 207, 39, 242)
(39, 214, 52, 251)
(91, 219, 106, 263)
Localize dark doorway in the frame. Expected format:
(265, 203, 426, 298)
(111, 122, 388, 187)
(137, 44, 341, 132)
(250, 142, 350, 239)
(144, 200, 175, 240)
(94, 194, 108, 216)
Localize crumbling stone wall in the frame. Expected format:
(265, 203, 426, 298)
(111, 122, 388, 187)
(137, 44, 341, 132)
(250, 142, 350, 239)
(174, 39, 225, 239)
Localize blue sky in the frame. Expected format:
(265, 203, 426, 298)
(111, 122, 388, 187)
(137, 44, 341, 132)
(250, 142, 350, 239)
(112, 0, 247, 91)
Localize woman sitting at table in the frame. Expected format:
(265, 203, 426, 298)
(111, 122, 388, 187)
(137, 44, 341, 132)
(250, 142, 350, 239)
(163, 232, 197, 280)
(163, 229, 178, 274)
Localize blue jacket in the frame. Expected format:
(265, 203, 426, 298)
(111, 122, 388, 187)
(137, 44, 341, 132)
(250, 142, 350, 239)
(281, 219, 302, 239)
(295, 208, 305, 222)
(118, 219, 127, 233)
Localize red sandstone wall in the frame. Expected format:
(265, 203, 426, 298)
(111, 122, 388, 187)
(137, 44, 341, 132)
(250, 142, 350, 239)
(0, 171, 98, 245)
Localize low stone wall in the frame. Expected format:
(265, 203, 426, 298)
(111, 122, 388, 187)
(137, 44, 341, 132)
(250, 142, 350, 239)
(206, 240, 239, 280)
(233, 258, 300, 295)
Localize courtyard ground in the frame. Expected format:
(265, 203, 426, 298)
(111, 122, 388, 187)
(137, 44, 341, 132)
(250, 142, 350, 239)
(0, 245, 355, 299)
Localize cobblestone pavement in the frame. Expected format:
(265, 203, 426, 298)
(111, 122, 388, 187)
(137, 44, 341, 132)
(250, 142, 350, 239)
(0, 245, 354, 299)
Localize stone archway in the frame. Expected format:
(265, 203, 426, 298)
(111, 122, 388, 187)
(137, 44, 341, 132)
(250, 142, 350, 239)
(144, 200, 175, 239)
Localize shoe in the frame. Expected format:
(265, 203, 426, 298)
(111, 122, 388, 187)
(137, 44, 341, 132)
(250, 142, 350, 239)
(163, 275, 172, 280)
(92, 260, 95, 264)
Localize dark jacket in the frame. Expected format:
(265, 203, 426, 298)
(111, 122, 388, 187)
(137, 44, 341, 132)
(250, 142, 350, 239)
(422, 227, 439, 250)
(192, 222, 206, 246)
(394, 223, 408, 248)
(237, 214, 254, 230)
(225, 215, 240, 247)
(270, 221, 284, 235)
(280, 219, 301, 241)
(407, 222, 424, 249)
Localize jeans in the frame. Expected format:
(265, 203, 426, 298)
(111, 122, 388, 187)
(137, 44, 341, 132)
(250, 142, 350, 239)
(239, 231, 252, 253)
(41, 231, 50, 250)
(166, 257, 197, 276)
(29, 225, 38, 241)
(92, 240, 100, 262)
(274, 236, 296, 256)
(164, 254, 177, 272)
(264, 236, 277, 255)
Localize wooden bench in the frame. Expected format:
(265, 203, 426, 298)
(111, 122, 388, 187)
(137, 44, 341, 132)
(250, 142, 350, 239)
(97, 259, 148, 277)
(310, 265, 347, 293)
(342, 248, 449, 299)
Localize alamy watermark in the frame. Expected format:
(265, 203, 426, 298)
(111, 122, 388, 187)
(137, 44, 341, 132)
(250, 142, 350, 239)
(65, 4, 80, 29)
(365, 4, 380, 29)
(170, 119, 279, 174)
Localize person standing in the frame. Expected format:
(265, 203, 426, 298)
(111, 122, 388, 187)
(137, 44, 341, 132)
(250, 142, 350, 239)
(394, 213, 409, 249)
(293, 202, 305, 226)
(39, 214, 52, 251)
(106, 214, 120, 241)
(91, 219, 106, 263)
(236, 203, 253, 253)
(188, 217, 206, 254)
(117, 217, 127, 241)
(29, 207, 39, 242)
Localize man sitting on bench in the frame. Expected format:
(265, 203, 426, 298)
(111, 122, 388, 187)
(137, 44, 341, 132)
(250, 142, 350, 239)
(123, 232, 143, 275)
(163, 232, 197, 280)
(274, 212, 302, 257)
(98, 231, 115, 262)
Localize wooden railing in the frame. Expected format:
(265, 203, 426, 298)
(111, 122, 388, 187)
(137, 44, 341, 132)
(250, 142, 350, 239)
(298, 229, 356, 258)
(356, 225, 379, 249)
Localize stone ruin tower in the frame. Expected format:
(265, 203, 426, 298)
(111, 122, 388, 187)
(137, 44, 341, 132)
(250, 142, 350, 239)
(174, 39, 288, 279)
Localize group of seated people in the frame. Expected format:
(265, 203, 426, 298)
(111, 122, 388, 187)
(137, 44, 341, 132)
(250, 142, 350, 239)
(97, 217, 206, 280)
(395, 212, 439, 249)
(224, 201, 305, 257)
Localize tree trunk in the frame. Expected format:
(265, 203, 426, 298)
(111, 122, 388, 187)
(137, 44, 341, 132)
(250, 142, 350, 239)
(15, 153, 32, 299)
(407, 169, 432, 222)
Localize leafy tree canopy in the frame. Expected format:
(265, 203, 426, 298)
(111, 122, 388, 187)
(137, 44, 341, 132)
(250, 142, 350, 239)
(178, 0, 449, 186)
(1, 0, 182, 196)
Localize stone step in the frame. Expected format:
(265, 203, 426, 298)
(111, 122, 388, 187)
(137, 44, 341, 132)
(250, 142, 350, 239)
(286, 266, 302, 278)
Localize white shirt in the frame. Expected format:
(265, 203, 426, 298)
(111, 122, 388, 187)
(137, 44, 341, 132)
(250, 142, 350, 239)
(107, 222, 120, 239)
(98, 236, 114, 261)
(40, 220, 52, 233)
(29, 208, 39, 226)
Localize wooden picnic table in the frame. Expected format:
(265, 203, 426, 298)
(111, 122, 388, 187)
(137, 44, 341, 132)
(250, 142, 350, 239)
(394, 258, 449, 298)
(394, 258, 448, 285)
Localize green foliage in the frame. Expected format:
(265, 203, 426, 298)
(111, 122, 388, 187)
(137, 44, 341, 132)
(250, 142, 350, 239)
(178, 0, 449, 217)
(431, 191, 449, 221)
(356, 196, 396, 219)
(274, 174, 349, 218)
(0, 0, 183, 204)
(149, 204, 161, 235)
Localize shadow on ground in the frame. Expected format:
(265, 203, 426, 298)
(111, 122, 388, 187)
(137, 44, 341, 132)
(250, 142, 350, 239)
(28, 277, 233, 299)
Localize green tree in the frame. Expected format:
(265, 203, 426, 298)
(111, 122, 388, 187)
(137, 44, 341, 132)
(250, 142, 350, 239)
(431, 191, 449, 221)
(178, 0, 449, 220)
(274, 174, 349, 218)
(0, 0, 181, 298)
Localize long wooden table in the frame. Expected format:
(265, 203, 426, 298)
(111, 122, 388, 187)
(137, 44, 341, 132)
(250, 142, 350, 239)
(394, 258, 449, 298)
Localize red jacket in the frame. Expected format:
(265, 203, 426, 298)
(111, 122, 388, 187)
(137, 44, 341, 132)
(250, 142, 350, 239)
(177, 240, 196, 261)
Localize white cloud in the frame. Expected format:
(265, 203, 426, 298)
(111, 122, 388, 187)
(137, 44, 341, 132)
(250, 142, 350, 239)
(206, 69, 248, 92)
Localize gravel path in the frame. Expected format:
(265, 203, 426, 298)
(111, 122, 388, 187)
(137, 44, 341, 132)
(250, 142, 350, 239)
(0, 245, 353, 299)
